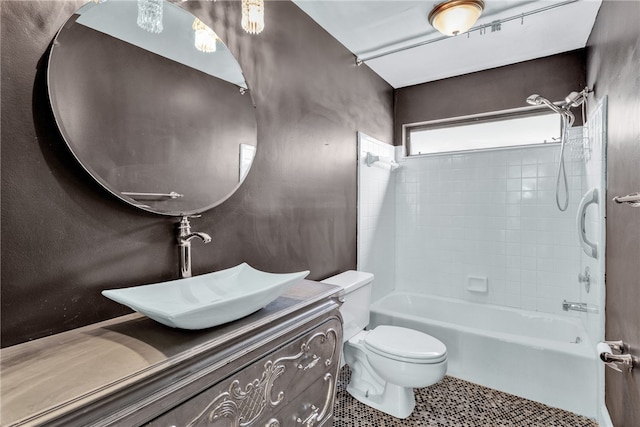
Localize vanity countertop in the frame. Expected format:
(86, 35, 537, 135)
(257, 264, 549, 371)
(0, 279, 342, 427)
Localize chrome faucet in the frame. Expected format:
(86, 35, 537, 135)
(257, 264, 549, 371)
(562, 299, 598, 313)
(177, 216, 211, 278)
(562, 300, 587, 312)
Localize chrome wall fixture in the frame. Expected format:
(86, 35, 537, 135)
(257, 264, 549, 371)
(364, 151, 400, 171)
(577, 187, 598, 258)
(598, 340, 637, 373)
(527, 89, 590, 213)
(562, 300, 598, 313)
(578, 266, 591, 293)
(612, 192, 640, 207)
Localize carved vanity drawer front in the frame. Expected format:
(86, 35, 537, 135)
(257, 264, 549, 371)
(147, 316, 342, 427)
(268, 367, 339, 427)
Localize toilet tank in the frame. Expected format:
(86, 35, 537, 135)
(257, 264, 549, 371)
(320, 271, 374, 342)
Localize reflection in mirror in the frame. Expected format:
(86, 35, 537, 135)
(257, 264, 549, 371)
(48, 0, 257, 216)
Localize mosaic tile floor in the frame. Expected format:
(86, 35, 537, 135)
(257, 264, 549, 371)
(334, 367, 598, 427)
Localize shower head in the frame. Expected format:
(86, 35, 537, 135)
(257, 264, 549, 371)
(526, 94, 543, 105)
(527, 87, 590, 112)
(563, 90, 587, 108)
(526, 94, 564, 115)
(525, 88, 589, 213)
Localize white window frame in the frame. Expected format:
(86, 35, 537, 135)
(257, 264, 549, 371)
(402, 107, 562, 157)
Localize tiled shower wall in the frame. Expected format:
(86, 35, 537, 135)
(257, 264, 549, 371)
(357, 133, 396, 302)
(394, 140, 587, 315)
(358, 123, 606, 318)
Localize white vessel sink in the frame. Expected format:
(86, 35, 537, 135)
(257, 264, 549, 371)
(102, 263, 309, 329)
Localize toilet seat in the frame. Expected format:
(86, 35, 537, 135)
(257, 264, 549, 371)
(364, 325, 447, 364)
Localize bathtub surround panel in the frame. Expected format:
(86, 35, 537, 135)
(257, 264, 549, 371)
(0, 1, 393, 347)
(586, 1, 640, 425)
(357, 133, 396, 301)
(578, 97, 608, 423)
(395, 144, 586, 315)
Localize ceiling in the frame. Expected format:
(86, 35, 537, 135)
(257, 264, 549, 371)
(292, 0, 602, 88)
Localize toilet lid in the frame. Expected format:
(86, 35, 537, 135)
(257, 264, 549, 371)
(364, 325, 447, 363)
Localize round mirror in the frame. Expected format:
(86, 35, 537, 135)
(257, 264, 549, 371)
(48, 0, 257, 216)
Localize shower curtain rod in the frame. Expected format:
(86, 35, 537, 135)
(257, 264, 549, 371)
(355, 0, 578, 65)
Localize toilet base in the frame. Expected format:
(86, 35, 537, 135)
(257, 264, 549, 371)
(343, 329, 447, 419)
(345, 340, 417, 419)
(347, 381, 415, 419)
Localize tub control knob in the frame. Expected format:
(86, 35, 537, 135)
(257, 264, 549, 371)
(578, 267, 591, 293)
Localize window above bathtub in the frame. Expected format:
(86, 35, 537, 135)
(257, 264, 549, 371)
(403, 109, 561, 157)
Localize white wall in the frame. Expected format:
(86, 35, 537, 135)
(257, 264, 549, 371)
(357, 133, 396, 302)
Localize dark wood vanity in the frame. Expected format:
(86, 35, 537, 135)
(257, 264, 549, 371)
(0, 280, 343, 427)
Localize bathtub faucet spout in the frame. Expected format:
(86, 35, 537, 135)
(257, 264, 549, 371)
(562, 300, 598, 313)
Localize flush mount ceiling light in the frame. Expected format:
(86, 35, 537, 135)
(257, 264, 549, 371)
(241, 0, 265, 34)
(428, 0, 485, 36)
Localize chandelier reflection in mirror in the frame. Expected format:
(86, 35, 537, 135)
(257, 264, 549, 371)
(137, 0, 163, 33)
(241, 0, 264, 34)
(193, 18, 218, 52)
(133, 0, 264, 36)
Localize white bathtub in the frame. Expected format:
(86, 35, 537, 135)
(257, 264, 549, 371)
(369, 292, 598, 418)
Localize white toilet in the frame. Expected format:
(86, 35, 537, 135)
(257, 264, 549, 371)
(321, 270, 447, 419)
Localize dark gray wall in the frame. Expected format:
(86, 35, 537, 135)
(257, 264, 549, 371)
(0, 0, 393, 347)
(586, 1, 640, 424)
(394, 50, 587, 145)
